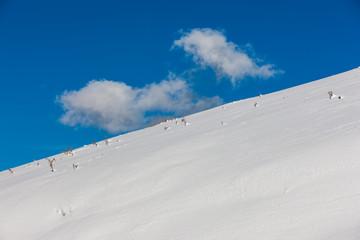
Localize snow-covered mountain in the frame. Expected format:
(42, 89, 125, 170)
(1, 68, 360, 240)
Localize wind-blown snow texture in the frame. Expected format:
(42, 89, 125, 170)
(1, 68, 360, 240)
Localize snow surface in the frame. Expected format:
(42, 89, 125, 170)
(1, 68, 360, 240)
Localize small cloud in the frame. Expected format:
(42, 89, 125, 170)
(173, 28, 282, 85)
(57, 74, 222, 133)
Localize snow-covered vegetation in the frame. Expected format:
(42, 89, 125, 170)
(1, 68, 360, 240)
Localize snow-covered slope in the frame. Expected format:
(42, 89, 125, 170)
(1, 68, 360, 240)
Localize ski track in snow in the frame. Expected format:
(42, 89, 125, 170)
(1, 68, 360, 239)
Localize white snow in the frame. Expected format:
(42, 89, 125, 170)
(1, 68, 360, 239)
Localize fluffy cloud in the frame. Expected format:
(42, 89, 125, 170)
(57, 74, 222, 133)
(173, 28, 281, 85)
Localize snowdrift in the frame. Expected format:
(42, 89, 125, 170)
(1, 68, 360, 240)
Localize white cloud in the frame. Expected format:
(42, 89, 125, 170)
(57, 74, 222, 133)
(173, 28, 281, 85)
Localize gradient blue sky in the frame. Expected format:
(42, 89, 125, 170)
(0, 0, 359, 171)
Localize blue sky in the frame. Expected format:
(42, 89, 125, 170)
(0, 0, 359, 171)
